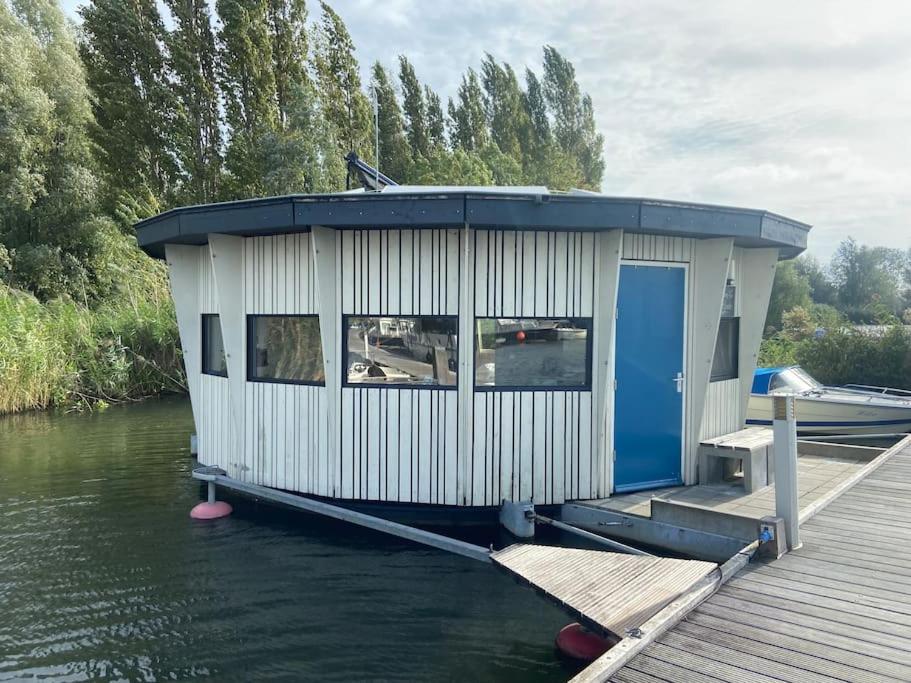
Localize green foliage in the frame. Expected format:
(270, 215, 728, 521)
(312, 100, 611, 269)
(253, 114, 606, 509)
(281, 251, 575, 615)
(311, 1, 373, 163)
(166, 0, 222, 203)
(830, 237, 905, 321)
(760, 324, 911, 391)
(541, 45, 604, 189)
(795, 255, 836, 306)
(398, 55, 428, 160)
(766, 260, 812, 332)
(481, 54, 527, 160)
(79, 0, 177, 206)
(371, 62, 410, 182)
(0, 256, 183, 414)
(448, 69, 488, 152)
(0, 0, 117, 301)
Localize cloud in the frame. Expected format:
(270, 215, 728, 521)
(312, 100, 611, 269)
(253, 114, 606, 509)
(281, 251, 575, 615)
(332, 0, 911, 260)
(59, 0, 911, 260)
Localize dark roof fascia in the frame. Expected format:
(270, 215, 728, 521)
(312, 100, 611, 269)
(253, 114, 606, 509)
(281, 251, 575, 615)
(136, 191, 810, 259)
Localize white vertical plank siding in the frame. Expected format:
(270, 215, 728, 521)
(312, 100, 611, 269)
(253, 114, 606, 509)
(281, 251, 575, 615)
(191, 245, 235, 474)
(336, 229, 460, 504)
(622, 234, 694, 263)
(469, 230, 600, 506)
(238, 234, 328, 495)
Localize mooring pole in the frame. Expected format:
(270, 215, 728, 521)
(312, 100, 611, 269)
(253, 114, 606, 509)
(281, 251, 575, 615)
(772, 395, 801, 550)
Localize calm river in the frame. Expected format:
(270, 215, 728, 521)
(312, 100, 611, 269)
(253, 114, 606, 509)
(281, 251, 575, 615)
(0, 397, 579, 681)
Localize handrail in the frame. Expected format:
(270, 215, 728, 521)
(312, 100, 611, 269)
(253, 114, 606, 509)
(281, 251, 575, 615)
(842, 383, 911, 397)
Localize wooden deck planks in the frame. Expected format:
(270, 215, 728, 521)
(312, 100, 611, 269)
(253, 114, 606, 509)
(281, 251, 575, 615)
(491, 545, 716, 636)
(606, 435, 911, 683)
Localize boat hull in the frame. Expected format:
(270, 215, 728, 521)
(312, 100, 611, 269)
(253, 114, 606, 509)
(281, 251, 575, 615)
(747, 394, 911, 435)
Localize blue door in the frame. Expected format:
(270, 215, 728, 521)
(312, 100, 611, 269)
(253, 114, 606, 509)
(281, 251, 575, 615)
(614, 264, 685, 493)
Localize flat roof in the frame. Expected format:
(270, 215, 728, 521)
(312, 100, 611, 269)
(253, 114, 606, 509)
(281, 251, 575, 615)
(135, 187, 811, 259)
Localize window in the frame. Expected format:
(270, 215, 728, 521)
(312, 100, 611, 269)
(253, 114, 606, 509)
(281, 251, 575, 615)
(710, 317, 739, 382)
(247, 315, 324, 385)
(344, 316, 458, 387)
(202, 314, 227, 377)
(475, 318, 592, 389)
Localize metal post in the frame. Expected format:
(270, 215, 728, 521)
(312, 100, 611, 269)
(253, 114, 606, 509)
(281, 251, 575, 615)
(207, 481, 216, 505)
(772, 395, 801, 550)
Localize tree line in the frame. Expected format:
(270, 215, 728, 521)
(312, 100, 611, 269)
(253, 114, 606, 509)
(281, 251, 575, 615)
(1, 0, 604, 303)
(766, 237, 911, 332)
(762, 238, 911, 390)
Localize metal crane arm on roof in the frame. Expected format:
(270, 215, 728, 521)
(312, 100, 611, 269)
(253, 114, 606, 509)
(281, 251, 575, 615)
(345, 152, 398, 191)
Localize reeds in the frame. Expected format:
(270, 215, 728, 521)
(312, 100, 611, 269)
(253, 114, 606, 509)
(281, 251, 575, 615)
(0, 261, 185, 414)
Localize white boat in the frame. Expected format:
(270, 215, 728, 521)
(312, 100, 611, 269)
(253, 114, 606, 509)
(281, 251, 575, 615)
(746, 366, 911, 435)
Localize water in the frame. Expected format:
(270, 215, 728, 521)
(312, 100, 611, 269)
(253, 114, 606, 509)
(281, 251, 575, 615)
(0, 398, 579, 681)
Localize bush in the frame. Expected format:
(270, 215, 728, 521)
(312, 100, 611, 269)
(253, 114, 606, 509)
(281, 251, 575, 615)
(759, 323, 911, 390)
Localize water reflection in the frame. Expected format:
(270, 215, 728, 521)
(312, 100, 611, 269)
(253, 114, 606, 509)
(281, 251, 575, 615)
(0, 398, 573, 681)
(475, 318, 591, 388)
(345, 316, 458, 387)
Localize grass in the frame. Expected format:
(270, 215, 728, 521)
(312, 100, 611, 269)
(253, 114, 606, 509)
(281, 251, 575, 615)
(0, 260, 185, 414)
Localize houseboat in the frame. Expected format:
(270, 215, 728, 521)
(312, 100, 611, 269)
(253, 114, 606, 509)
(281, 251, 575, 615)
(135, 186, 809, 517)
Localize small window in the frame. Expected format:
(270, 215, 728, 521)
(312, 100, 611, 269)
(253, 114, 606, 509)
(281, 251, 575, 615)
(475, 318, 592, 390)
(344, 316, 458, 388)
(248, 315, 324, 385)
(710, 317, 739, 382)
(202, 314, 227, 377)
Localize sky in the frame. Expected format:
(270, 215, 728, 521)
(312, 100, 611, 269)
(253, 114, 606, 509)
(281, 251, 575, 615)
(61, 1, 911, 260)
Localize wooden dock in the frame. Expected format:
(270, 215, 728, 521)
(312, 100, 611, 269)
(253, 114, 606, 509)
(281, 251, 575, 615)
(492, 545, 716, 637)
(578, 434, 911, 683)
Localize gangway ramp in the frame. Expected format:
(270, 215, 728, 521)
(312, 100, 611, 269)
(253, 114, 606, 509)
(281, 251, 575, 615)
(491, 544, 716, 637)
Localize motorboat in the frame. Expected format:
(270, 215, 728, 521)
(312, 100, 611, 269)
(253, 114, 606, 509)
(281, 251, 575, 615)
(746, 366, 911, 435)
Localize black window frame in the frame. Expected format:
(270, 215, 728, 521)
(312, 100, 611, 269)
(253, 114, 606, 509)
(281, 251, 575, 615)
(341, 314, 459, 390)
(473, 317, 594, 392)
(201, 313, 227, 378)
(246, 314, 325, 386)
(710, 316, 740, 382)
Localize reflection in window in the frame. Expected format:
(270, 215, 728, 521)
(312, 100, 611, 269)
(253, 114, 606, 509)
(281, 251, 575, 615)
(344, 316, 458, 387)
(248, 315, 324, 384)
(475, 318, 592, 389)
(710, 317, 739, 382)
(202, 314, 227, 377)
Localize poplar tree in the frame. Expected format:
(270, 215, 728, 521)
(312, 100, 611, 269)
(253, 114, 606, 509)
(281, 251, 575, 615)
(268, 0, 309, 127)
(398, 55, 428, 159)
(541, 45, 603, 189)
(480, 54, 526, 160)
(312, 2, 373, 162)
(216, 0, 278, 196)
(371, 62, 410, 183)
(448, 68, 488, 152)
(79, 0, 177, 205)
(166, 0, 222, 203)
(424, 85, 446, 150)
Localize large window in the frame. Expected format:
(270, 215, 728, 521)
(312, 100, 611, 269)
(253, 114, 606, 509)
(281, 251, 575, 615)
(475, 318, 592, 390)
(247, 315, 324, 385)
(344, 316, 458, 388)
(710, 317, 739, 382)
(201, 314, 227, 377)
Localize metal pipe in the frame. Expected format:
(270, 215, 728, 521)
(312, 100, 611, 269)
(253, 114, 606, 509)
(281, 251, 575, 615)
(535, 514, 653, 556)
(193, 469, 492, 564)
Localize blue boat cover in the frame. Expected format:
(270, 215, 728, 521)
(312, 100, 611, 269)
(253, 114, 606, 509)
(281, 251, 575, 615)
(752, 367, 790, 394)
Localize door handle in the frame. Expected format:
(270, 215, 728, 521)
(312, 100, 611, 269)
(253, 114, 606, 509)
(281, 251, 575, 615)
(674, 372, 685, 393)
